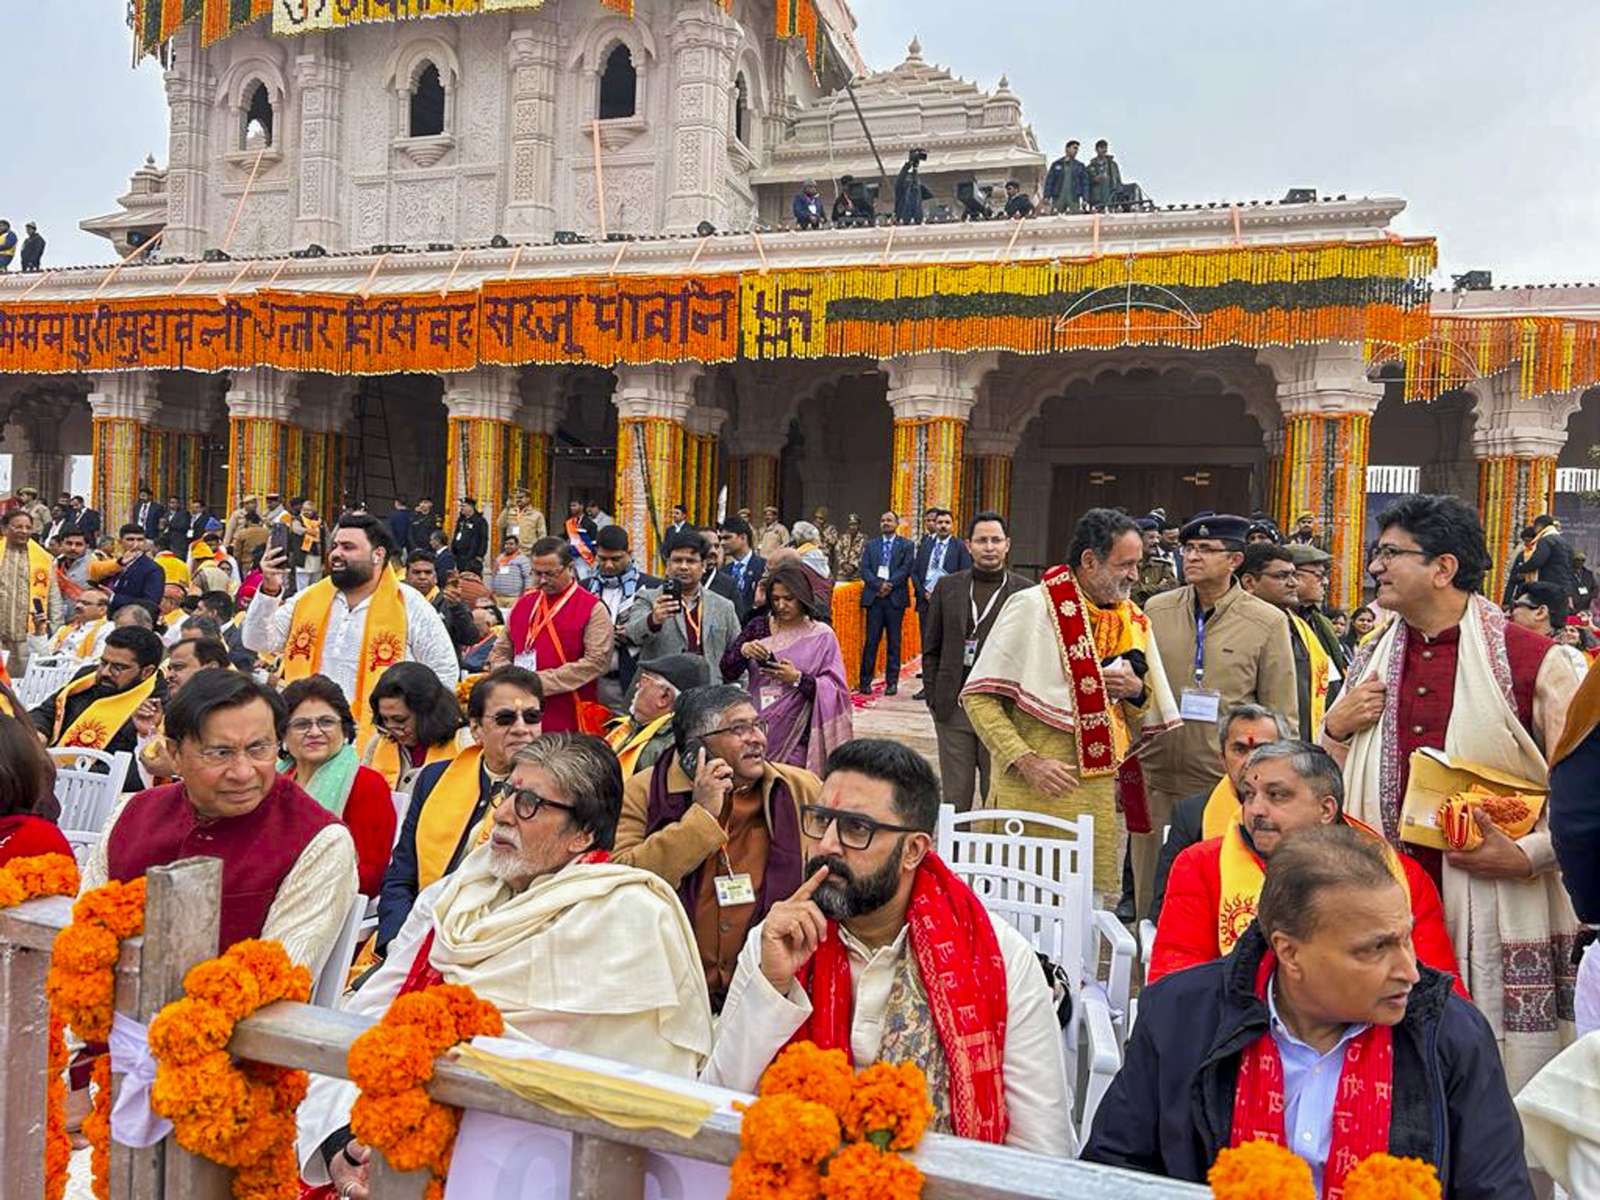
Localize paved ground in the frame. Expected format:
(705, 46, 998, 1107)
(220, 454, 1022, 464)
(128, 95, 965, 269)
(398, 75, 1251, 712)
(849, 656, 943, 770)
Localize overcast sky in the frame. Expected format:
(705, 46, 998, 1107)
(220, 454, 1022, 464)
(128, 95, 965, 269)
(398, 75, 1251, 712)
(4, 0, 1597, 282)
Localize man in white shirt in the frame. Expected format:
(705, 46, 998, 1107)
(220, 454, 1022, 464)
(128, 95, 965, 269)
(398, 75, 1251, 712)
(243, 514, 459, 715)
(703, 738, 1076, 1157)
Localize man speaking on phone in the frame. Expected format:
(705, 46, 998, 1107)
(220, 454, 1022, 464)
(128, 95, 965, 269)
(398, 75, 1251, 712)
(612, 683, 820, 1011)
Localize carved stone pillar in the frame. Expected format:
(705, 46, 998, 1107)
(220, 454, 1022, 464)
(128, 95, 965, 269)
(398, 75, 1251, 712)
(163, 26, 214, 259)
(884, 353, 997, 531)
(87, 374, 162, 529)
(613, 365, 701, 572)
(225, 369, 301, 512)
(663, 4, 741, 235)
(1259, 346, 1383, 612)
(442, 367, 524, 534)
(293, 36, 349, 251)
(504, 20, 560, 241)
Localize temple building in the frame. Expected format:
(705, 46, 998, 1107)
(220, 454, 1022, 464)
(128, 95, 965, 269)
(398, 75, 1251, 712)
(3, 0, 1600, 609)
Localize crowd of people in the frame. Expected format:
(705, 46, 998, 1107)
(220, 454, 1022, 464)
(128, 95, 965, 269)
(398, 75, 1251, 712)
(1, 477, 1597, 1198)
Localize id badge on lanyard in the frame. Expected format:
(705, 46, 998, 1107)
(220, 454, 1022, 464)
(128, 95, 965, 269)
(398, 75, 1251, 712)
(1179, 609, 1221, 722)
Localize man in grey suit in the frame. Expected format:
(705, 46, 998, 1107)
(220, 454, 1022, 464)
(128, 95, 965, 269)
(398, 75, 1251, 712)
(625, 530, 740, 680)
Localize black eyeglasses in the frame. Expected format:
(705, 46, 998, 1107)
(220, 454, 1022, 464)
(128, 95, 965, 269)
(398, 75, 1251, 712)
(488, 708, 542, 728)
(494, 783, 574, 821)
(800, 805, 921, 851)
(702, 716, 769, 741)
(1369, 544, 1431, 565)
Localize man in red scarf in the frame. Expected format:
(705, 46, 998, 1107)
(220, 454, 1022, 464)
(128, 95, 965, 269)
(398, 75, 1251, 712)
(702, 738, 1075, 1157)
(1085, 826, 1531, 1198)
(492, 537, 611, 732)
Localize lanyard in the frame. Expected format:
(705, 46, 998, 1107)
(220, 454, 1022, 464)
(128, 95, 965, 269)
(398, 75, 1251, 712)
(969, 580, 1006, 632)
(683, 596, 703, 646)
(523, 582, 579, 656)
(1193, 608, 1209, 686)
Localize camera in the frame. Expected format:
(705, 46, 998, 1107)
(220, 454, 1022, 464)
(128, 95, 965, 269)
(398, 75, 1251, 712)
(907, 147, 928, 166)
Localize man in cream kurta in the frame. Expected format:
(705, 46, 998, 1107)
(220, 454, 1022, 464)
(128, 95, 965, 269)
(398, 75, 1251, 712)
(298, 734, 714, 1192)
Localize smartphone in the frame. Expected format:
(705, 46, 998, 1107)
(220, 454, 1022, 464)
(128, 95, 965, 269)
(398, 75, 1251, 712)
(268, 521, 291, 560)
(679, 738, 719, 781)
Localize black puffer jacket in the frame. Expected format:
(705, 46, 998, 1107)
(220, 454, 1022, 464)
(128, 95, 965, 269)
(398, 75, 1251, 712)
(1082, 925, 1532, 1199)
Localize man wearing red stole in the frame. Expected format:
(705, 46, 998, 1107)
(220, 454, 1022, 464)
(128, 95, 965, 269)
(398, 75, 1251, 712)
(703, 739, 1076, 1157)
(79, 670, 359, 970)
(492, 536, 611, 733)
(1085, 826, 1532, 1198)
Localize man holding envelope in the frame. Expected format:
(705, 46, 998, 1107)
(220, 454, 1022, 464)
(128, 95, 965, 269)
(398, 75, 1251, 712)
(1322, 494, 1585, 1093)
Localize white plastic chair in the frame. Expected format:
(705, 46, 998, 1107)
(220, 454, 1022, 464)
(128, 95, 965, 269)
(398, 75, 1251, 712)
(49, 748, 131, 867)
(16, 655, 82, 710)
(311, 894, 368, 1008)
(391, 791, 412, 849)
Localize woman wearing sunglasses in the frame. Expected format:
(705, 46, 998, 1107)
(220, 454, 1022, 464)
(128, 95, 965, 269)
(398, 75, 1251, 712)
(280, 675, 397, 896)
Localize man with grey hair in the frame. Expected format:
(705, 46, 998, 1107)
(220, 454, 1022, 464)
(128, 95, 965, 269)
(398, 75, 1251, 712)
(298, 732, 714, 1197)
(1148, 702, 1291, 921)
(112, 602, 156, 629)
(613, 683, 822, 1010)
(1148, 739, 1461, 987)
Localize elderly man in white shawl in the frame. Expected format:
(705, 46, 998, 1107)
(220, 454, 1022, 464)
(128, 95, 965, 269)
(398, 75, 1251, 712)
(1322, 495, 1585, 1093)
(297, 733, 714, 1196)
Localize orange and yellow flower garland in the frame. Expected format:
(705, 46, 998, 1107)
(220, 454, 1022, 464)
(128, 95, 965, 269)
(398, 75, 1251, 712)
(1209, 1141, 1442, 1200)
(0, 854, 81, 1200)
(147, 939, 312, 1200)
(47, 876, 148, 1200)
(347, 982, 504, 1200)
(729, 1042, 932, 1200)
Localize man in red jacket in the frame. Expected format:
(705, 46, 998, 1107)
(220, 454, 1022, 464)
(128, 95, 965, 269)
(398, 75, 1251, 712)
(1150, 739, 1464, 993)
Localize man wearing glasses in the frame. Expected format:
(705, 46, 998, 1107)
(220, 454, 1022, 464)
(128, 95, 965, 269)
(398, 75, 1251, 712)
(1286, 542, 1348, 676)
(704, 739, 1076, 1157)
(613, 684, 821, 1011)
(1324, 494, 1584, 1095)
(1239, 542, 1338, 741)
(301, 733, 714, 1197)
(78, 670, 359, 971)
(492, 537, 612, 733)
(30, 626, 169, 792)
(1140, 514, 1299, 920)
(376, 665, 544, 954)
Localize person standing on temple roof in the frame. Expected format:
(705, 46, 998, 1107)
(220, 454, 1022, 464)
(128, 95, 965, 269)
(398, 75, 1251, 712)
(1002, 180, 1034, 218)
(1043, 140, 1090, 213)
(18, 223, 44, 272)
(1323, 494, 1584, 1094)
(1086, 139, 1122, 210)
(0, 220, 16, 271)
(793, 180, 826, 230)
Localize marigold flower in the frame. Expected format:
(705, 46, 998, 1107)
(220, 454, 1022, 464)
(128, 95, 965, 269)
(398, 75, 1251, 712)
(387, 991, 467, 1051)
(352, 1086, 435, 1144)
(758, 1041, 855, 1115)
(820, 1141, 924, 1200)
(841, 1061, 933, 1151)
(52, 924, 121, 974)
(381, 1102, 460, 1173)
(738, 1094, 842, 1167)
(728, 1156, 823, 1200)
(181, 959, 264, 1022)
(148, 997, 235, 1065)
(1343, 1153, 1442, 1200)
(1208, 1140, 1315, 1200)
(349, 1024, 439, 1095)
(429, 982, 505, 1042)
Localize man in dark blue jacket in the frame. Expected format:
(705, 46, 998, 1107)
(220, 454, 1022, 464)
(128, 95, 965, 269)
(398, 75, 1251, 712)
(1042, 140, 1090, 213)
(1085, 826, 1531, 1199)
(106, 524, 166, 614)
(857, 510, 915, 695)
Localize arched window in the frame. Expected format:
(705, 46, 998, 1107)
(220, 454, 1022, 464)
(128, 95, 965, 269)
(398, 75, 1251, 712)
(409, 63, 446, 137)
(243, 81, 274, 148)
(598, 44, 637, 120)
(733, 73, 750, 145)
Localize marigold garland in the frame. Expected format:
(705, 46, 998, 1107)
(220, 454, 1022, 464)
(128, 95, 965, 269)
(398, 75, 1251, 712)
(840, 1061, 933, 1152)
(757, 1042, 854, 1114)
(819, 1142, 923, 1200)
(0, 854, 80, 1200)
(347, 982, 504, 1200)
(148, 938, 312, 1200)
(1207, 1141, 1315, 1199)
(1342, 1153, 1443, 1200)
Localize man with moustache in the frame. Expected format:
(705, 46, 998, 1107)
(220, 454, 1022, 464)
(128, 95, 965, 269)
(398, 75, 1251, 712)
(244, 514, 459, 720)
(704, 739, 1076, 1156)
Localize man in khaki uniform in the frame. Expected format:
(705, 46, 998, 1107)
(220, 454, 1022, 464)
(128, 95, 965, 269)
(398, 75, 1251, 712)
(498, 487, 548, 550)
(1138, 514, 1299, 918)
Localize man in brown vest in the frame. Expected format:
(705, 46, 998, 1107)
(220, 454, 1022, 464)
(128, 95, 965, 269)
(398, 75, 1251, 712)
(78, 670, 359, 970)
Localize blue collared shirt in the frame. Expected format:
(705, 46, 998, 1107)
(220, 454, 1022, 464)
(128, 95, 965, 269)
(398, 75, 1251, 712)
(1267, 974, 1370, 1195)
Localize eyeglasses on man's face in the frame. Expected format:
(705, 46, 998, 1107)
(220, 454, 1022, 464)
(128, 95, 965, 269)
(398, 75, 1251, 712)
(193, 741, 278, 767)
(701, 716, 769, 742)
(1369, 544, 1431, 566)
(488, 708, 542, 728)
(493, 783, 575, 822)
(800, 804, 921, 851)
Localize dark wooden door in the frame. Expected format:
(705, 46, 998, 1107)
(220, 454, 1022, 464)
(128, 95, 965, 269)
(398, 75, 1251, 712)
(1047, 465, 1255, 560)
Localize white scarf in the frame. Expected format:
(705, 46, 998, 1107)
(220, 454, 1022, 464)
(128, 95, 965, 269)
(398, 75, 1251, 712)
(1344, 595, 1578, 1089)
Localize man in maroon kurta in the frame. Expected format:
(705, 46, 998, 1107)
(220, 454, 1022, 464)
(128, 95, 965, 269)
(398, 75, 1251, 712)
(78, 670, 359, 971)
(493, 536, 611, 732)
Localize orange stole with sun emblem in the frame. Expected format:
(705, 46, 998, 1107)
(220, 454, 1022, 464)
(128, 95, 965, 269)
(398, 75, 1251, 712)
(1216, 814, 1410, 954)
(51, 670, 160, 750)
(280, 573, 408, 725)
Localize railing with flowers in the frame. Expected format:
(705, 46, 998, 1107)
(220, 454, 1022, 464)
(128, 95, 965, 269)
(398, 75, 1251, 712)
(0, 857, 1208, 1200)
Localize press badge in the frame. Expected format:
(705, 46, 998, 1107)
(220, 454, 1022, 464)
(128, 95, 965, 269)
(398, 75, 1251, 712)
(963, 638, 978, 667)
(877, 563, 891, 580)
(1179, 688, 1222, 723)
(715, 873, 756, 906)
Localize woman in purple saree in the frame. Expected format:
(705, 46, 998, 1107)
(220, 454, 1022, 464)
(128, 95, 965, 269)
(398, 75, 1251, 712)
(723, 561, 853, 773)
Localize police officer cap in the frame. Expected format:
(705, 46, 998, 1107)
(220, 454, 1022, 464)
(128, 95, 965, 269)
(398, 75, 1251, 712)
(1178, 513, 1250, 548)
(1136, 517, 1159, 532)
(1285, 542, 1332, 566)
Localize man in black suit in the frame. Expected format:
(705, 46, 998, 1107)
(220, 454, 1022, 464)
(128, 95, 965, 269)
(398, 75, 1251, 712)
(106, 524, 167, 614)
(910, 508, 973, 699)
(70, 496, 101, 540)
(856, 510, 915, 695)
(1516, 513, 1577, 603)
(717, 516, 765, 621)
(162, 496, 190, 556)
(697, 527, 742, 613)
(450, 497, 490, 576)
(135, 488, 165, 540)
(408, 497, 440, 553)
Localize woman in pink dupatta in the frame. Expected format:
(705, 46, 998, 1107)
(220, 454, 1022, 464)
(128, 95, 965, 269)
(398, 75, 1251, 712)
(730, 562, 853, 773)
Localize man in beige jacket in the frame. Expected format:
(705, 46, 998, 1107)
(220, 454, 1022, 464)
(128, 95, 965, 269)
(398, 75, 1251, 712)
(613, 684, 821, 1012)
(1138, 514, 1299, 918)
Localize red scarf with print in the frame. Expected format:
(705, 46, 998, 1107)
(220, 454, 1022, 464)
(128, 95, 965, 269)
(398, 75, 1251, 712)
(1230, 953, 1394, 1199)
(786, 853, 1009, 1144)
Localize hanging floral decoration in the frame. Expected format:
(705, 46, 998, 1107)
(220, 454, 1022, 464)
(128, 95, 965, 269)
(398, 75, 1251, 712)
(727, 1042, 931, 1200)
(1373, 313, 1600, 402)
(46, 876, 149, 1200)
(146, 939, 311, 1200)
(346, 982, 504, 1200)
(1276, 411, 1372, 612)
(1478, 453, 1558, 611)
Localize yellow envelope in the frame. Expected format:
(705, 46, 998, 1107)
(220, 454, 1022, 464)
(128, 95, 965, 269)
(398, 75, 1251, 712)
(1399, 748, 1547, 851)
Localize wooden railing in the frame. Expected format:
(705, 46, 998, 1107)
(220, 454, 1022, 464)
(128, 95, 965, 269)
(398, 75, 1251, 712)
(0, 858, 1209, 1200)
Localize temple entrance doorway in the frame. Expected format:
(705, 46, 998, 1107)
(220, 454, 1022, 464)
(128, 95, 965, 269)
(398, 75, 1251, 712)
(1048, 464, 1253, 554)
